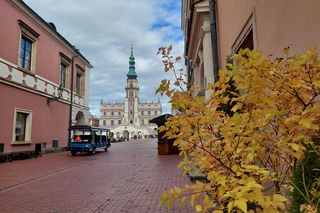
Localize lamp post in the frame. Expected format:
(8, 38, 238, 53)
(68, 52, 78, 145)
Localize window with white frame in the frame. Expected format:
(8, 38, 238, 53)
(19, 35, 33, 71)
(18, 20, 39, 73)
(60, 62, 69, 88)
(76, 67, 85, 96)
(13, 109, 32, 143)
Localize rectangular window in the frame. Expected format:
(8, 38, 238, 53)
(18, 20, 39, 73)
(111, 120, 114, 125)
(15, 112, 27, 141)
(19, 35, 33, 71)
(60, 63, 68, 88)
(118, 120, 121, 125)
(13, 109, 32, 144)
(76, 71, 84, 96)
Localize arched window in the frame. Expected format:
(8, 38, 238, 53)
(111, 111, 114, 116)
(103, 120, 106, 126)
(111, 120, 114, 125)
(148, 111, 151, 115)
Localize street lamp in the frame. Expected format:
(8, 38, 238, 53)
(47, 85, 63, 104)
(68, 50, 79, 145)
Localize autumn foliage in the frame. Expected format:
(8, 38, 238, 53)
(157, 46, 320, 212)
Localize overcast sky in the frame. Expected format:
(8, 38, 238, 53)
(24, 0, 184, 116)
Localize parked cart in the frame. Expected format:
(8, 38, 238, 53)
(68, 125, 111, 156)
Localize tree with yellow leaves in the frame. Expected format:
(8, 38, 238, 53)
(157, 46, 320, 212)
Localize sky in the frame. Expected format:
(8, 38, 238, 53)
(24, 0, 185, 116)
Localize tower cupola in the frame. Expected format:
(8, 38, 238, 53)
(127, 45, 137, 79)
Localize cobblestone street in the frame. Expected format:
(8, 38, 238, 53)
(0, 139, 193, 213)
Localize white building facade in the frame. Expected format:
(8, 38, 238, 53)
(100, 47, 161, 139)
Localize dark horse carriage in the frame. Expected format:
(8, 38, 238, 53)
(68, 125, 111, 156)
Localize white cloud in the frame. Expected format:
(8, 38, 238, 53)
(24, 0, 184, 116)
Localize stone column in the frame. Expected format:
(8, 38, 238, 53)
(201, 18, 214, 99)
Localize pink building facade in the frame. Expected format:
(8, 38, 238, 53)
(0, 0, 92, 153)
(181, 0, 320, 99)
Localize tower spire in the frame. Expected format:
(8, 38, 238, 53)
(127, 45, 137, 79)
(130, 44, 134, 57)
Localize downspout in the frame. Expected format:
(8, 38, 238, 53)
(209, 0, 219, 82)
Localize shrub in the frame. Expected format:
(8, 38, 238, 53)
(157, 46, 320, 212)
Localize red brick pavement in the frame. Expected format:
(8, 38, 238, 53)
(0, 139, 194, 212)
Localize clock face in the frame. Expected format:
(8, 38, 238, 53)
(129, 91, 134, 97)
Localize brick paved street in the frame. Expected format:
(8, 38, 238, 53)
(0, 139, 194, 213)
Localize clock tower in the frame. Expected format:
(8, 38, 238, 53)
(124, 46, 140, 126)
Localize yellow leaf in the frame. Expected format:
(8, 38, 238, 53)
(176, 56, 182, 62)
(196, 205, 202, 212)
(174, 81, 180, 87)
(300, 118, 312, 129)
(234, 198, 247, 213)
(191, 194, 195, 208)
(231, 104, 241, 112)
(179, 196, 187, 208)
(227, 201, 234, 213)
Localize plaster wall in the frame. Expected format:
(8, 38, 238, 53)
(217, 0, 320, 68)
(0, 83, 69, 153)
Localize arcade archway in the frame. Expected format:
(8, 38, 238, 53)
(75, 111, 85, 124)
(123, 130, 129, 140)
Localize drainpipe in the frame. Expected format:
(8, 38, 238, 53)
(209, 0, 219, 82)
(68, 50, 79, 146)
